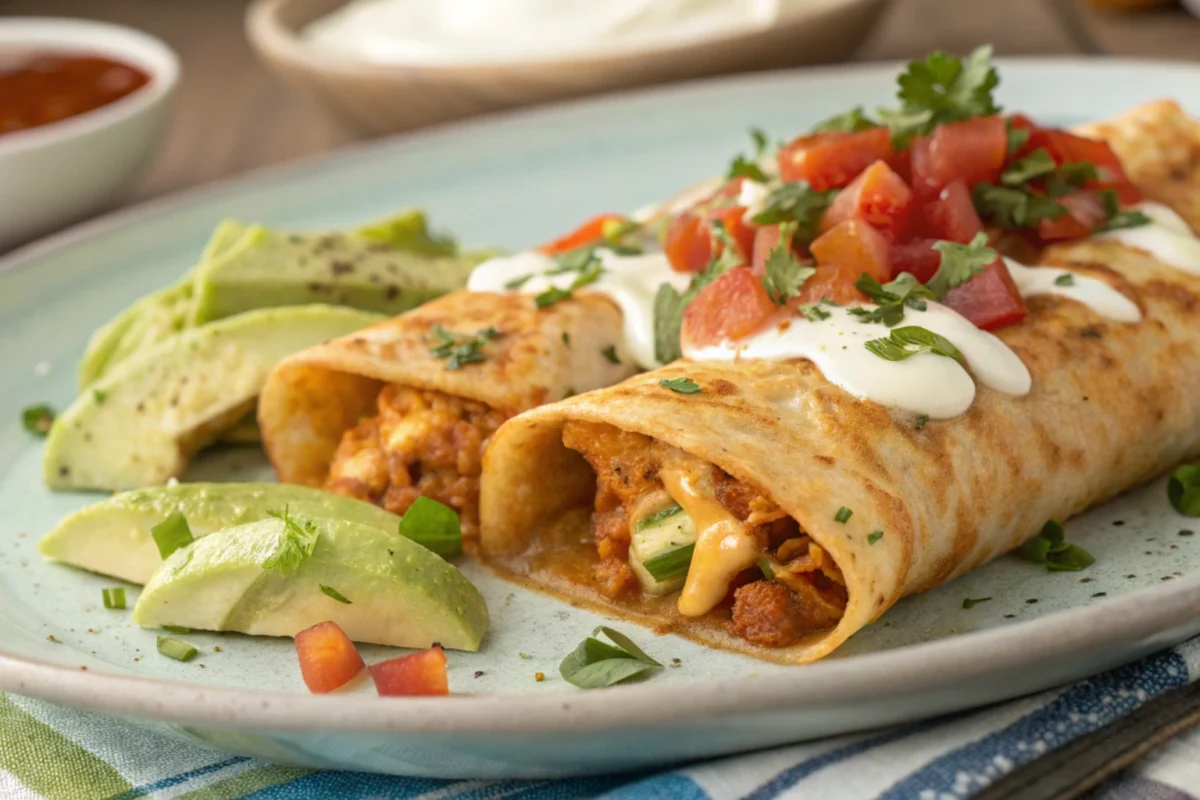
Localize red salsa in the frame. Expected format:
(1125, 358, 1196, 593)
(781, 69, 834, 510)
(0, 51, 151, 136)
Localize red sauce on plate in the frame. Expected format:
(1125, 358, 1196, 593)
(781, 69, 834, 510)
(0, 51, 151, 137)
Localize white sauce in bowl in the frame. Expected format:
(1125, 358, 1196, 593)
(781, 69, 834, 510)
(303, 0, 800, 65)
(683, 303, 1032, 419)
(467, 249, 687, 371)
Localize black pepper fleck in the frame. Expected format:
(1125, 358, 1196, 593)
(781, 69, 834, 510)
(1004, 614, 1016, 619)
(1025, 598, 1039, 604)
(1180, 530, 1195, 537)
(474, 671, 485, 678)
(1092, 592, 1107, 598)
(1112, 520, 1125, 527)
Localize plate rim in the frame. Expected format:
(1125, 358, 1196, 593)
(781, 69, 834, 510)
(4, 55, 1200, 734)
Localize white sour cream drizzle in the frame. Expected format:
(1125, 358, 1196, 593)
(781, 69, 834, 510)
(1003, 259, 1141, 323)
(684, 303, 1032, 419)
(1095, 202, 1200, 276)
(467, 249, 687, 370)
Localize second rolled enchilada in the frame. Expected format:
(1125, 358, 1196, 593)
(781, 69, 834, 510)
(478, 99, 1200, 664)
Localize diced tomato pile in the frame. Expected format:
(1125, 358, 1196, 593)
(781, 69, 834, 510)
(667, 111, 1142, 349)
(294, 621, 449, 696)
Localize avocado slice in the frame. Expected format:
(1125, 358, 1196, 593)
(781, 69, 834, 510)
(133, 517, 489, 651)
(188, 222, 484, 325)
(77, 221, 250, 389)
(45, 304, 383, 492)
(39, 482, 404, 585)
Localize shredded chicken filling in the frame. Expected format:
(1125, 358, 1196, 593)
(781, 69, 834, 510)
(562, 419, 847, 648)
(325, 385, 508, 536)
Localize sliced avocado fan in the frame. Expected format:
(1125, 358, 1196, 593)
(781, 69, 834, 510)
(45, 305, 383, 492)
(133, 517, 489, 651)
(40, 483, 404, 585)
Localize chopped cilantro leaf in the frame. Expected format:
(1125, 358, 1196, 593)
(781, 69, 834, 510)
(1098, 209, 1152, 233)
(504, 274, 533, 290)
(427, 325, 500, 369)
(727, 154, 768, 183)
(972, 182, 1066, 230)
(262, 506, 320, 574)
(762, 238, 815, 306)
(1054, 273, 1076, 287)
(1001, 149, 1057, 187)
(915, 414, 930, 430)
(962, 597, 992, 609)
(852, 272, 933, 326)
(601, 345, 621, 365)
(800, 304, 831, 322)
(1018, 519, 1095, 571)
(865, 325, 965, 364)
(750, 182, 835, 245)
(659, 377, 701, 394)
(879, 46, 1000, 147)
(535, 287, 574, 308)
(867, 531, 884, 545)
(927, 232, 996, 298)
(812, 106, 876, 134)
(1005, 120, 1031, 156)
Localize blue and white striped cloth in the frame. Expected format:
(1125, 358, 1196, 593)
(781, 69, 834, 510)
(2, 638, 1199, 799)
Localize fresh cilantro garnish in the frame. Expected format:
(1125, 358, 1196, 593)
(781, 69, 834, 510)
(727, 155, 768, 183)
(1005, 120, 1031, 156)
(1001, 149, 1057, 186)
(659, 377, 701, 394)
(320, 584, 352, 604)
(851, 272, 934, 326)
(1041, 161, 1101, 198)
(878, 46, 1000, 147)
(927, 232, 997, 298)
(867, 531, 884, 545)
(708, 220, 746, 273)
(21, 404, 55, 437)
(427, 325, 500, 369)
(546, 247, 602, 275)
(1168, 463, 1200, 517)
(1054, 273, 1076, 287)
(534, 287, 574, 308)
(601, 345, 621, 365)
(865, 326, 965, 364)
(750, 182, 836, 245)
(1018, 519, 1095, 571)
(750, 127, 769, 156)
(263, 506, 321, 574)
(762, 237, 815, 306)
(504, 274, 533, 290)
(915, 414, 930, 430)
(812, 106, 877, 134)
(972, 182, 1066, 230)
(1098, 209, 1152, 233)
(800, 304, 832, 322)
(962, 597, 992, 609)
(559, 626, 662, 689)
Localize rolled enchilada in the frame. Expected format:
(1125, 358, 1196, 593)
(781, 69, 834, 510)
(478, 100, 1200, 663)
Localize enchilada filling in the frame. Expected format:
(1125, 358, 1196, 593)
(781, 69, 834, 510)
(325, 385, 508, 535)
(562, 420, 847, 647)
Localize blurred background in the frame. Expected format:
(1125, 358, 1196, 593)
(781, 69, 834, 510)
(3, 0, 1200, 246)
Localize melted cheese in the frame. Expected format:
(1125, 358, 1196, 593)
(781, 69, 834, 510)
(659, 461, 764, 617)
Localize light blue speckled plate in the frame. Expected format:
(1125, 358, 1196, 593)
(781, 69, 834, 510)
(2, 59, 1200, 780)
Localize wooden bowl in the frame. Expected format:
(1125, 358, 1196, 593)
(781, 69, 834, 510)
(245, 0, 889, 136)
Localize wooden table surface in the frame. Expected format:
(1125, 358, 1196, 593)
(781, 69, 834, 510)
(4, 0, 1200, 207)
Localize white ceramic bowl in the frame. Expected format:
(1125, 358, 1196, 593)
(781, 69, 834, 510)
(0, 19, 179, 251)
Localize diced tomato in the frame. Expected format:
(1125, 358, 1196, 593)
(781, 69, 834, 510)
(922, 180, 983, 243)
(821, 160, 913, 241)
(751, 224, 794, 277)
(1037, 191, 1109, 241)
(711, 176, 747, 201)
(908, 136, 939, 200)
(369, 646, 449, 697)
(663, 212, 711, 273)
(914, 116, 1008, 195)
(810, 220, 892, 284)
(776, 128, 893, 190)
(701, 205, 757, 266)
(890, 238, 942, 283)
(536, 213, 627, 255)
(1026, 130, 1141, 204)
(942, 257, 1028, 330)
(793, 263, 866, 306)
(681, 266, 776, 347)
(294, 621, 365, 694)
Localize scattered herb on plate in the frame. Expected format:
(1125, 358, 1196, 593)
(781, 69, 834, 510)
(1018, 519, 1095, 571)
(559, 626, 662, 689)
(21, 404, 55, 437)
(962, 597, 992, 609)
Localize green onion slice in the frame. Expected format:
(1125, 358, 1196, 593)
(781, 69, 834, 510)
(633, 503, 683, 533)
(101, 587, 126, 610)
(157, 636, 198, 662)
(150, 512, 193, 559)
(642, 544, 694, 582)
(320, 584, 352, 604)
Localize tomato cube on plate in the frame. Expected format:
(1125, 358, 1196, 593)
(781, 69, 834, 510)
(890, 238, 942, 283)
(681, 266, 776, 347)
(664, 206, 755, 273)
(921, 180, 983, 244)
(793, 263, 867, 307)
(810, 220, 892, 284)
(369, 646, 450, 697)
(913, 116, 1007, 195)
(294, 621, 365, 694)
(821, 160, 913, 241)
(941, 257, 1028, 331)
(776, 128, 893, 191)
(1037, 191, 1108, 241)
(536, 212, 627, 255)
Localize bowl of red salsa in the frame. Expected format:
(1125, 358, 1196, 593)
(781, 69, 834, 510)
(0, 18, 179, 251)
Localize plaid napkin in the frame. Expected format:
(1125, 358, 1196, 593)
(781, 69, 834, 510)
(2, 639, 1199, 800)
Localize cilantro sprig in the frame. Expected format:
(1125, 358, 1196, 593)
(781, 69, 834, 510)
(762, 233, 815, 306)
(427, 325, 500, 370)
(865, 326, 965, 364)
(927, 233, 997, 298)
(750, 182, 836, 246)
(851, 273, 934, 326)
(263, 506, 321, 574)
(1018, 520, 1095, 572)
(877, 46, 1000, 148)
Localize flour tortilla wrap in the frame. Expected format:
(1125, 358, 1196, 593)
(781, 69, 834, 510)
(259, 290, 637, 489)
(478, 105, 1200, 664)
